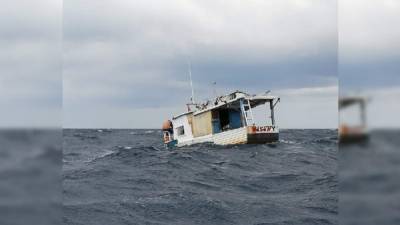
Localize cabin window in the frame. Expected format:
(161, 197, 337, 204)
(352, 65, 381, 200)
(177, 126, 185, 136)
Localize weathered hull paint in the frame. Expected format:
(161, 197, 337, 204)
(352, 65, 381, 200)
(174, 126, 279, 147)
(165, 139, 178, 148)
(213, 127, 248, 145)
(176, 134, 213, 147)
(247, 132, 279, 144)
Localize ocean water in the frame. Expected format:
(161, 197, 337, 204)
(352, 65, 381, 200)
(3, 129, 398, 224)
(0, 129, 62, 225)
(339, 130, 400, 225)
(63, 129, 338, 225)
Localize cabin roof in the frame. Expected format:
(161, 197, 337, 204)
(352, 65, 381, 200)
(339, 96, 368, 109)
(193, 91, 279, 116)
(172, 111, 193, 120)
(171, 91, 279, 120)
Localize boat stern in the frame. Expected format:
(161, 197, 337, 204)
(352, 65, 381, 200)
(246, 125, 279, 144)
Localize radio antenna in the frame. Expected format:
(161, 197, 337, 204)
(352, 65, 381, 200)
(188, 60, 195, 104)
(213, 81, 218, 98)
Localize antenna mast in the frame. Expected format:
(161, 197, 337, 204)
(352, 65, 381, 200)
(188, 60, 195, 104)
(213, 81, 218, 98)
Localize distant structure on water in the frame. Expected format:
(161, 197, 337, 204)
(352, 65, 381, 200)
(339, 96, 369, 143)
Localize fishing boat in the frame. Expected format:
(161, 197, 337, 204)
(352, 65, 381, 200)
(162, 90, 280, 147)
(339, 96, 369, 143)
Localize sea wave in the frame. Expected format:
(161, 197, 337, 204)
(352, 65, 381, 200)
(63, 129, 338, 225)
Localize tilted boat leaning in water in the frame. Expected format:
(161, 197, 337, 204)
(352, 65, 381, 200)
(162, 90, 280, 147)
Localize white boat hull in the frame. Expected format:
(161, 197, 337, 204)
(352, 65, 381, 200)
(175, 126, 279, 147)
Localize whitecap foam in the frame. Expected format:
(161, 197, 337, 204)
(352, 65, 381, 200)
(84, 149, 115, 163)
(280, 139, 296, 144)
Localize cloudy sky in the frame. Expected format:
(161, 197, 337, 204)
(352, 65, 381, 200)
(339, 0, 400, 128)
(0, 0, 61, 128)
(5, 0, 397, 129)
(63, 0, 338, 129)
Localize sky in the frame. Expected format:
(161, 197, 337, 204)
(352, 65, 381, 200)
(63, 0, 338, 129)
(2, 0, 398, 129)
(0, 0, 61, 128)
(339, 0, 400, 128)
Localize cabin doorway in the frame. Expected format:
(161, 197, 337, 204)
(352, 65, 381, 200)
(219, 109, 230, 131)
(212, 108, 243, 133)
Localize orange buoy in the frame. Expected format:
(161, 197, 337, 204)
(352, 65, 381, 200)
(162, 120, 173, 130)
